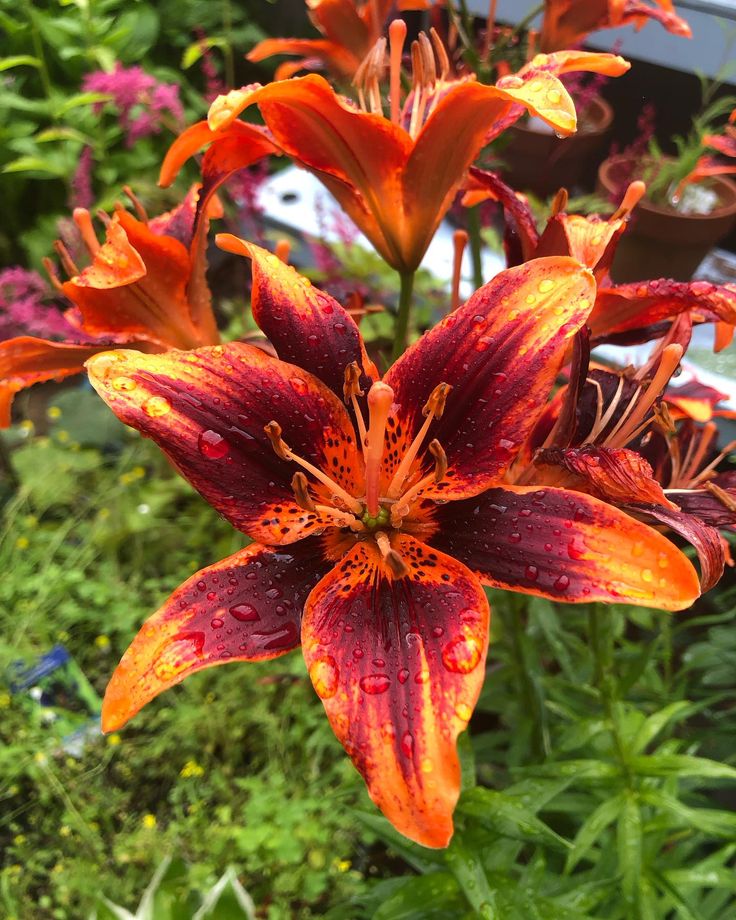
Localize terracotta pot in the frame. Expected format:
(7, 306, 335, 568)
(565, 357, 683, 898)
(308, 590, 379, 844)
(500, 96, 613, 196)
(597, 154, 736, 283)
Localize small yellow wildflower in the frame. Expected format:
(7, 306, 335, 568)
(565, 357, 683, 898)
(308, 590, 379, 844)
(95, 635, 111, 650)
(15, 537, 29, 550)
(131, 466, 146, 479)
(23, 515, 38, 528)
(0, 693, 11, 709)
(180, 759, 205, 778)
(333, 858, 352, 873)
(56, 430, 70, 443)
(19, 420, 34, 433)
(60, 825, 72, 837)
(47, 406, 62, 419)
(107, 733, 121, 747)
(13, 835, 26, 846)
(34, 752, 47, 766)
(142, 814, 157, 829)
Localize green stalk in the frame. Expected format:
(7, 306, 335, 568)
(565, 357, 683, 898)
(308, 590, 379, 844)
(588, 606, 632, 781)
(392, 271, 415, 361)
(466, 206, 484, 290)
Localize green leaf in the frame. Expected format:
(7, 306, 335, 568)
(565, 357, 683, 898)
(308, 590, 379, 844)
(353, 812, 445, 875)
(0, 55, 41, 71)
(515, 760, 619, 782)
(373, 873, 466, 920)
(458, 788, 571, 851)
(54, 91, 110, 115)
(182, 36, 228, 69)
(445, 837, 499, 919)
(565, 794, 624, 873)
(630, 754, 736, 781)
(640, 790, 736, 838)
(629, 701, 696, 755)
(617, 793, 642, 911)
(2, 155, 65, 176)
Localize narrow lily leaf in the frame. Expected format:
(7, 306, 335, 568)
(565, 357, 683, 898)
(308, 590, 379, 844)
(516, 760, 619, 781)
(565, 794, 624, 874)
(629, 701, 696, 755)
(458, 788, 571, 851)
(445, 837, 499, 919)
(373, 873, 466, 920)
(640, 790, 736, 837)
(665, 867, 736, 891)
(0, 54, 41, 70)
(502, 775, 575, 812)
(630, 754, 736, 781)
(617, 793, 643, 912)
(650, 869, 701, 920)
(2, 156, 65, 176)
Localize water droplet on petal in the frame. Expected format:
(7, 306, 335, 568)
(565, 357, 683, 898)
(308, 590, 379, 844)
(554, 574, 570, 592)
(538, 278, 554, 293)
(210, 617, 224, 629)
(198, 429, 230, 459)
(359, 674, 390, 695)
(112, 376, 136, 392)
(398, 668, 409, 684)
(400, 731, 414, 757)
(525, 565, 538, 581)
(641, 568, 653, 583)
(143, 396, 171, 417)
(310, 655, 339, 699)
(229, 603, 259, 622)
(442, 634, 482, 674)
(289, 377, 307, 395)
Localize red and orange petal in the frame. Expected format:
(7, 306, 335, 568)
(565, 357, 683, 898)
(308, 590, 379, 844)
(666, 380, 730, 423)
(309, 0, 373, 59)
(535, 213, 626, 281)
(703, 131, 736, 159)
(590, 279, 736, 343)
(428, 484, 700, 610)
(85, 344, 364, 544)
(463, 168, 539, 265)
(301, 534, 489, 848)
(62, 213, 205, 350)
(522, 50, 631, 78)
(0, 337, 114, 428)
(216, 235, 377, 400)
(102, 538, 332, 732)
(384, 258, 595, 500)
(247, 37, 360, 78)
(533, 445, 676, 509)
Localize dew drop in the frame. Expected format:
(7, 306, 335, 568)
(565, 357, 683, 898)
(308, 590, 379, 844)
(509, 532, 521, 544)
(455, 702, 472, 721)
(547, 88, 561, 104)
(538, 278, 554, 293)
(210, 617, 224, 629)
(420, 757, 433, 774)
(442, 635, 482, 674)
(641, 568, 653, 583)
(359, 674, 390, 695)
(198, 429, 230, 459)
(432, 626, 444, 638)
(290, 377, 307, 395)
(525, 565, 538, 581)
(112, 376, 136, 392)
(657, 552, 669, 569)
(553, 574, 570, 592)
(309, 655, 339, 699)
(400, 731, 414, 757)
(143, 396, 171, 417)
(229, 603, 259, 622)
(398, 668, 409, 684)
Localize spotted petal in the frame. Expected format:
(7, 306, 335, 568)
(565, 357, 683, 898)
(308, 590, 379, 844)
(86, 343, 364, 544)
(384, 258, 596, 500)
(428, 485, 699, 610)
(102, 538, 332, 731)
(216, 234, 377, 399)
(302, 533, 489, 848)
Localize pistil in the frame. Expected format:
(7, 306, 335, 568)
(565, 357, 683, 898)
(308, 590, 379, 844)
(388, 19, 406, 126)
(364, 382, 395, 516)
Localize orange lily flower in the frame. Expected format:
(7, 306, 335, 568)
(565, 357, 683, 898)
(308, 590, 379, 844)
(247, 0, 427, 80)
(465, 167, 736, 350)
(163, 32, 629, 273)
(0, 188, 224, 427)
(674, 108, 736, 198)
(540, 0, 691, 53)
(87, 242, 698, 847)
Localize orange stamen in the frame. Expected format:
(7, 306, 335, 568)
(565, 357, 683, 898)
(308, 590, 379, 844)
(264, 421, 363, 514)
(550, 187, 568, 217)
(606, 345, 683, 448)
(705, 480, 736, 512)
(390, 439, 447, 525)
(386, 383, 451, 499)
(691, 439, 736, 487)
(72, 208, 100, 256)
(42, 257, 64, 293)
(291, 471, 315, 511)
(451, 230, 468, 313)
(275, 238, 291, 264)
(680, 421, 717, 486)
(343, 362, 368, 453)
(53, 240, 79, 278)
(610, 180, 646, 221)
(364, 382, 394, 516)
(388, 19, 407, 125)
(123, 186, 149, 222)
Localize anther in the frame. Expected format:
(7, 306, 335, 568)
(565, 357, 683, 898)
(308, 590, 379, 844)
(264, 420, 290, 460)
(291, 472, 315, 511)
(343, 362, 364, 403)
(375, 531, 410, 579)
(428, 438, 447, 483)
(96, 209, 112, 228)
(423, 382, 452, 418)
(72, 208, 100, 256)
(430, 27, 450, 81)
(705, 480, 736, 512)
(123, 186, 149, 222)
(42, 257, 64, 293)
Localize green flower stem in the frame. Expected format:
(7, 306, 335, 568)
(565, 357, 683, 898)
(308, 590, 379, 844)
(503, 596, 549, 761)
(392, 270, 415, 362)
(466, 205, 485, 291)
(588, 606, 632, 782)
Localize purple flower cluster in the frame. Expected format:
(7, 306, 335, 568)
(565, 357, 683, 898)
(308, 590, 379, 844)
(83, 63, 184, 147)
(0, 269, 77, 343)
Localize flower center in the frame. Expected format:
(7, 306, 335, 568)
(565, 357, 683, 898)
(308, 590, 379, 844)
(264, 368, 450, 573)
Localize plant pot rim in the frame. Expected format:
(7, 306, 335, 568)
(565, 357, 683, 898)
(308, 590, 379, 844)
(599, 153, 736, 220)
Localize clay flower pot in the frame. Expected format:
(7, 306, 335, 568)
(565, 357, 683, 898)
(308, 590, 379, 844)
(598, 154, 736, 283)
(500, 95, 613, 196)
